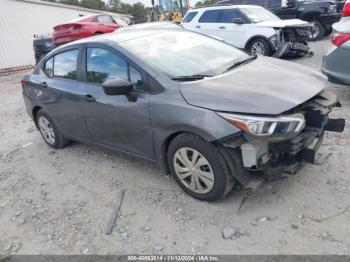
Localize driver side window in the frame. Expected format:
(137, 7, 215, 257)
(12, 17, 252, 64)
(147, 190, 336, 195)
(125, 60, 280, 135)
(86, 47, 145, 91)
(129, 65, 144, 91)
(86, 47, 128, 84)
(217, 9, 244, 23)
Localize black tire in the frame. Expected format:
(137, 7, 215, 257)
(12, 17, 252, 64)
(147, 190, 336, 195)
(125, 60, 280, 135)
(36, 110, 70, 149)
(248, 38, 272, 56)
(308, 21, 325, 41)
(324, 28, 332, 36)
(167, 133, 235, 201)
(94, 32, 102, 35)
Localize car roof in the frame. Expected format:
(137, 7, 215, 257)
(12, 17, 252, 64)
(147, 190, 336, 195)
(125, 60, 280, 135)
(61, 23, 184, 47)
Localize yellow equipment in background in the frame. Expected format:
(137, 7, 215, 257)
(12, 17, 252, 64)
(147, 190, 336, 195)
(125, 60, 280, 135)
(150, 0, 190, 23)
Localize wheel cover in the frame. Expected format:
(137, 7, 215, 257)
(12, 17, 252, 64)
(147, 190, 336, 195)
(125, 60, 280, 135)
(173, 147, 214, 194)
(38, 116, 55, 145)
(251, 41, 265, 56)
(308, 24, 320, 39)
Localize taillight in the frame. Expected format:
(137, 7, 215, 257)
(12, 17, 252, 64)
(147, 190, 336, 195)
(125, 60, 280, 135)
(332, 33, 350, 47)
(20, 80, 25, 89)
(342, 2, 350, 17)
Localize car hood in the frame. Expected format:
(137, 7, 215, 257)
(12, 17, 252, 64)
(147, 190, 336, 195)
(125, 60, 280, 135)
(179, 57, 327, 115)
(255, 19, 311, 28)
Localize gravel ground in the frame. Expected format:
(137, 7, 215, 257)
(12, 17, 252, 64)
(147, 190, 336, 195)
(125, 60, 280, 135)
(1, 37, 350, 255)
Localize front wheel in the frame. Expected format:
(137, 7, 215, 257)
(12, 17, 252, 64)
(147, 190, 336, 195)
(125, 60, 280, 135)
(324, 28, 332, 36)
(248, 38, 272, 56)
(308, 21, 325, 41)
(167, 133, 235, 201)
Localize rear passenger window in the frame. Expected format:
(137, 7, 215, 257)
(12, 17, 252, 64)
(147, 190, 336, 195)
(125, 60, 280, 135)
(246, 0, 265, 6)
(86, 48, 128, 84)
(269, 0, 281, 7)
(199, 10, 220, 23)
(44, 57, 53, 77)
(218, 9, 244, 23)
(183, 12, 198, 23)
(53, 49, 78, 80)
(97, 15, 115, 23)
(231, 0, 244, 3)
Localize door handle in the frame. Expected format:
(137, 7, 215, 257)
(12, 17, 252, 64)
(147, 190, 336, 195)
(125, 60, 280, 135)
(195, 25, 201, 28)
(219, 26, 226, 29)
(85, 94, 96, 103)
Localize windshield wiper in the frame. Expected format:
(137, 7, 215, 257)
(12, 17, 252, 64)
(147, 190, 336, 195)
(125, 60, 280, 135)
(171, 74, 213, 81)
(224, 55, 257, 72)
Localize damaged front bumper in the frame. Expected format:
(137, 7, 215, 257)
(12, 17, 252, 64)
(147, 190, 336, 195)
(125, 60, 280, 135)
(221, 89, 345, 185)
(270, 27, 313, 58)
(273, 41, 312, 58)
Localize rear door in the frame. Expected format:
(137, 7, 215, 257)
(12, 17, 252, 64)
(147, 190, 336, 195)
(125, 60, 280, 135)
(35, 47, 90, 140)
(194, 10, 221, 37)
(80, 45, 154, 160)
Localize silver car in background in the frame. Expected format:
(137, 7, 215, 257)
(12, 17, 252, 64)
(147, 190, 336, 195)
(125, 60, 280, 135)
(322, 20, 350, 85)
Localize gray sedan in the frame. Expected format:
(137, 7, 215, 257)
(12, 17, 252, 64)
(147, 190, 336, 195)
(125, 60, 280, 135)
(322, 20, 350, 85)
(22, 25, 344, 201)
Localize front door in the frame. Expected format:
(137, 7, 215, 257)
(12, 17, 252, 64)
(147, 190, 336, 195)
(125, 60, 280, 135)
(80, 46, 154, 160)
(214, 9, 249, 48)
(268, 0, 298, 19)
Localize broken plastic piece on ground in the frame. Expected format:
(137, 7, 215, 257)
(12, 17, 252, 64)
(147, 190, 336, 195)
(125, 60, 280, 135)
(105, 189, 125, 235)
(315, 152, 332, 165)
(2, 142, 33, 158)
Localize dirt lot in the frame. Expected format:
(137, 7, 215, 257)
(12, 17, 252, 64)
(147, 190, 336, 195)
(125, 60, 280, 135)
(1, 38, 350, 255)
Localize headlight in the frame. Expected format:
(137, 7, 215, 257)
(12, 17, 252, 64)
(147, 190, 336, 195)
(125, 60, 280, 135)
(269, 33, 280, 48)
(328, 4, 337, 13)
(218, 113, 305, 137)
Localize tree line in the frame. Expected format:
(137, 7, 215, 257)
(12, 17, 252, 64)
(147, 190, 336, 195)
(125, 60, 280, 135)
(42, 0, 219, 23)
(43, 0, 150, 23)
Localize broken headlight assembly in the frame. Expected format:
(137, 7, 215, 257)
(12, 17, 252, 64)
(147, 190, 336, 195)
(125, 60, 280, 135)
(218, 113, 305, 139)
(327, 4, 337, 13)
(269, 32, 281, 49)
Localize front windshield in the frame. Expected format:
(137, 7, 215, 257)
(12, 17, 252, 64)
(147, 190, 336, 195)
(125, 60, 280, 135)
(119, 30, 249, 78)
(240, 7, 280, 23)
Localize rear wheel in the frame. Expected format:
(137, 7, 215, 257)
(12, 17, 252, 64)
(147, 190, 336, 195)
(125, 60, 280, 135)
(36, 110, 69, 149)
(167, 133, 235, 201)
(248, 38, 272, 56)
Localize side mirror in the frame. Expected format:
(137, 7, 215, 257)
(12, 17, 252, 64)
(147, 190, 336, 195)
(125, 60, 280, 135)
(102, 78, 133, 96)
(233, 18, 245, 25)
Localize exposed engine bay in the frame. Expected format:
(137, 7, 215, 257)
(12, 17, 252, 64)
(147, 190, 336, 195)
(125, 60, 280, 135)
(272, 26, 313, 58)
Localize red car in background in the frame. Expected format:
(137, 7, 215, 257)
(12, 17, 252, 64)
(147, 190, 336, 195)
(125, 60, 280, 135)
(53, 13, 120, 45)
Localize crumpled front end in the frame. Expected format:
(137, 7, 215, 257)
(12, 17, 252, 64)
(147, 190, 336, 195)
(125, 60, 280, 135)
(220, 89, 345, 184)
(271, 27, 313, 58)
